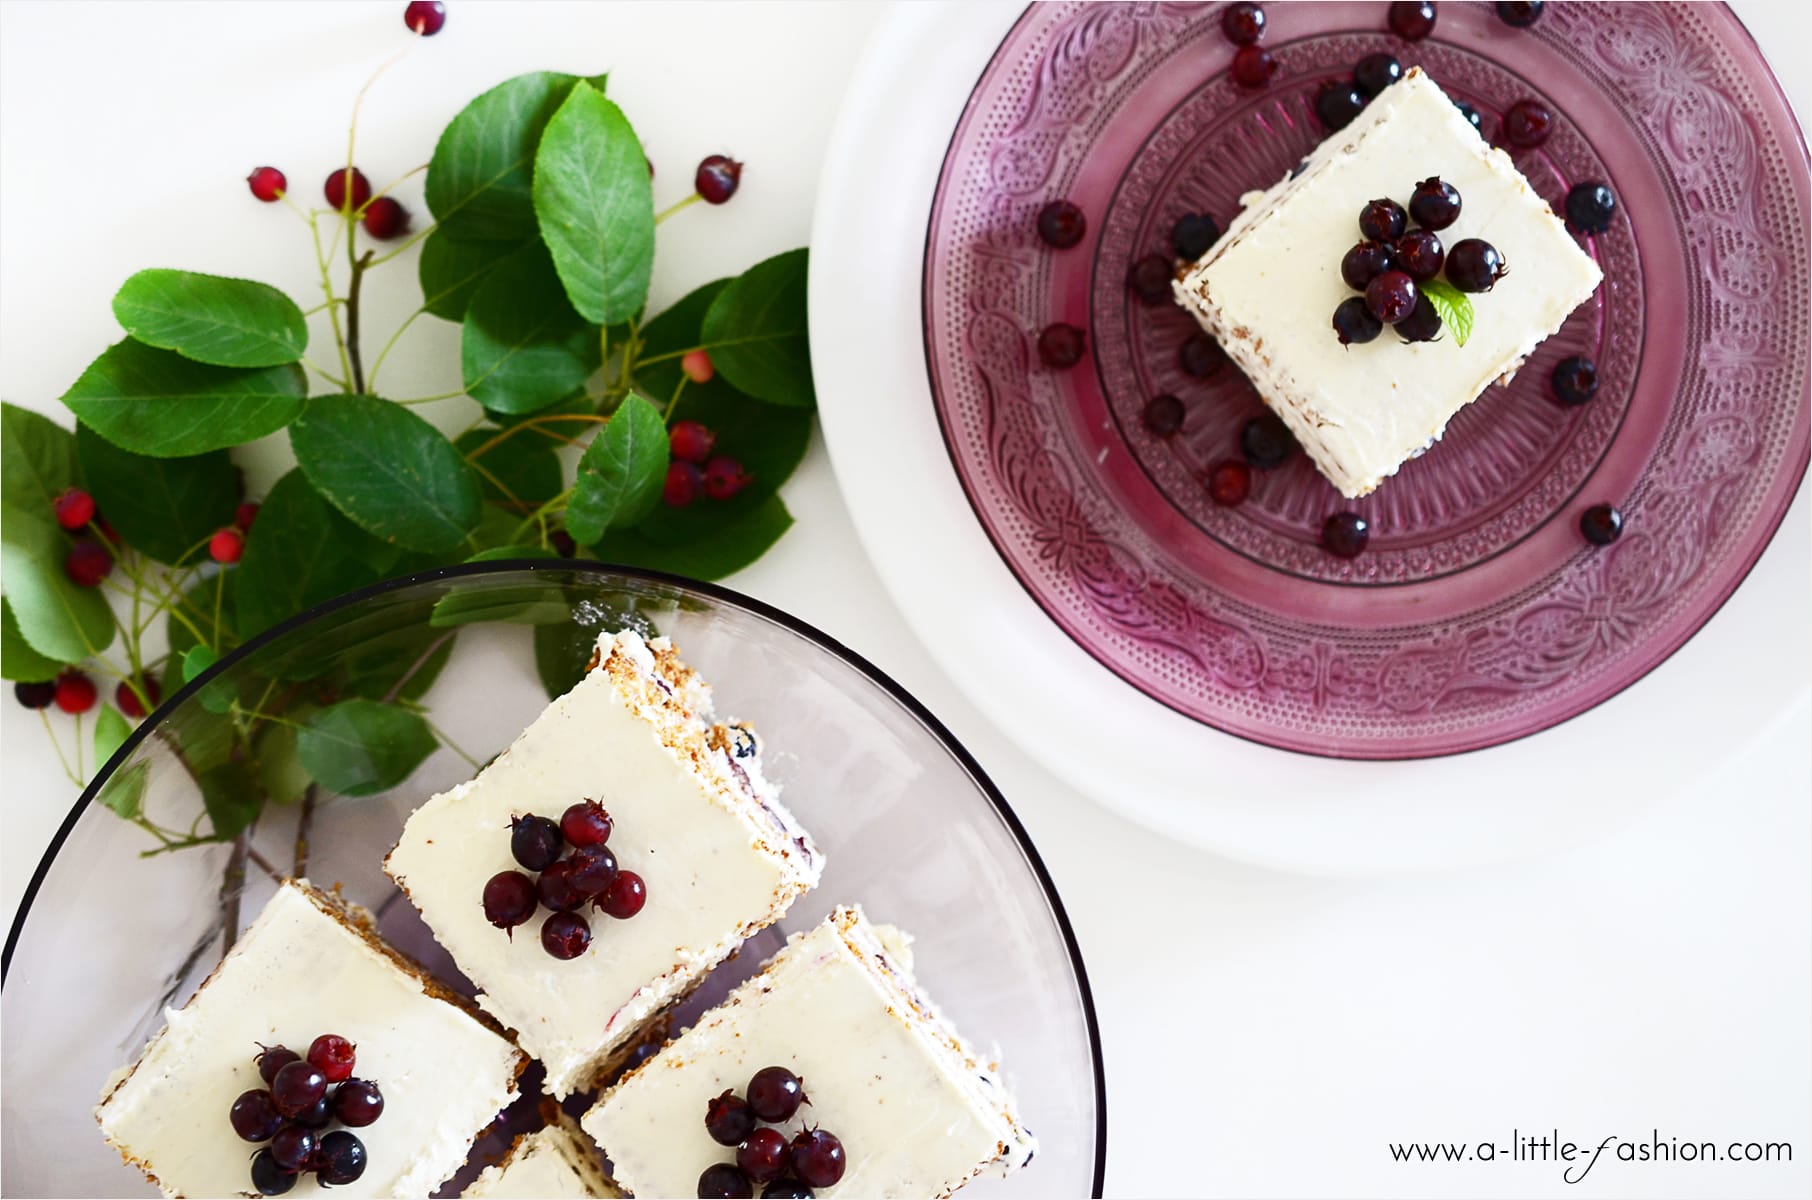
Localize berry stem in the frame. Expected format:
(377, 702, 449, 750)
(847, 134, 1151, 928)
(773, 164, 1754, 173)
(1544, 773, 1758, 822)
(420, 716, 481, 769)
(362, 218, 437, 268)
(462, 413, 608, 460)
(392, 388, 469, 406)
(653, 192, 702, 224)
(365, 306, 426, 390)
(212, 569, 226, 653)
(299, 298, 345, 317)
(39, 710, 82, 787)
(663, 373, 688, 422)
(220, 830, 248, 953)
(244, 843, 288, 886)
(293, 785, 317, 878)
(307, 213, 358, 393)
(509, 486, 576, 545)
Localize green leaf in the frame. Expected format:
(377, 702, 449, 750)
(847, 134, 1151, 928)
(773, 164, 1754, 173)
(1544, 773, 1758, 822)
(0, 501, 116, 662)
(2, 595, 64, 681)
(419, 231, 526, 321)
(93, 704, 132, 767)
(699, 249, 813, 406)
(337, 626, 457, 702)
(565, 393, 666, 544)
(61, 339, 305, 457)
(254, 720, 312, 806)
(1, 402, 82, 512)
(461, 244, 600, 414)
(1420, 278, 1475, 348)
(181, 643, 220, 682)
(600, 493, 793, 580)
(289, 394, 482, 554)
(111, 269, 307, 368)
(74, 423, 239, 564)
(97, 760, 149, 820)
(532, 83, 654, 326)
(200, 760, 262, 838)
(235, 470, 392, 637)
(297, 699, 437, 797)
(455, 429, 563, 509)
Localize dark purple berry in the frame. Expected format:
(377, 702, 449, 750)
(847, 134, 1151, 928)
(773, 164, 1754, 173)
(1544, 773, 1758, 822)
(568, 843, 620, 898)
(1207, 460, 1251, 506)
(316, 1130, 368, 1187)
(1221, 2, 1266, 44)
(1322, 512, 1370, 558)
(1127, 254, 1173, 303)
(1037, 323, 1087, 368)
(250, 1149, 297, 1197)
(703, 455, 752, 501)
(1142, 394, 1186, 437)
(334, 1079, 385, 1128)
(1241, 413, 1295, 468)
(1316, 79, 1367, 131)
(598, 869, 647, 918)
(256, 1045, 300, 1086)
(1358, 198, 1407, 243)
(1036, 200, 1086, 249)
(230, 1089, 284, 1142)
(268, 1124, 317, 1173)
(790, 1129, 847, 1189)
(1393, 229, 1444, 281)
(292, 1096, 333, 1129)
(1408, 177, 1461, 230)
(549, 529, 578, 558)
(1551, 355, 1599, 406)
(1364, 271, 1417, 325)
(483, 870, 538, 932)
(1501, 99, 1554, 149)
(747, 1066, 805, 1122)
(1454, 100, 1484, 133)
(1388, 1, 1437, 41)
(13, 680, 56, 709)
(1333, 296, 1384, 345)
(1171, 212, 1219, 260)
(1354, 53, 1402, 97)
(1565, 181, 1616, 235)
(362, 196, 410, 239)
(1340, 240, 1395, 291)
(560, 799, 613, 847)
(1444, 238, 1507, 292)
(307, 1034, 355, 1083)
(697, 156, 742, 205)
(537, 859, 588, 912)
(1230, 44, 1277, 88)
(665, 460, 703, 508)
(698, 1163, 754, 1199)
(705, 1089, 758, 1147)
(404, 1, 447, 35)
(64, 540, 112, 587)
(737, 1128, 791, 1183)
(761, 1183, 813, 1200)
(1395, 294, 1443, 343)
(1580, 504, 1623, 545)
(542, 911, 592, 959)
(270, 1061, 327, 1118)
(1178, 333, 1224, 377)
(1496, 1, 1543, 27)
(510, 813, 562, 871)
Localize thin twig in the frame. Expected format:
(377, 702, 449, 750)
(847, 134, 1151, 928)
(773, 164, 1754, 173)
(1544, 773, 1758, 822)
(293, 785, 318, 879)
(382, 631, 456, 704)
(220, 832, 248, 954)
(245, 844, 287, 885)
(346, 250, 374, 393)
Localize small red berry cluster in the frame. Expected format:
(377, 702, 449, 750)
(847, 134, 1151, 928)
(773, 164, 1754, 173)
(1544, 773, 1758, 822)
(699, 1066, 846, 1198)
(1221, 3, 1276, 89)
(247, 165, 413, 241)
(232, 1036, 382, 1195)
(483, 800, 646, 960)
(663, 418, 752, 509)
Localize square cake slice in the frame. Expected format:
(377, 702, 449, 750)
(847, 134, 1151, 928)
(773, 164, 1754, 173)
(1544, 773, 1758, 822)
(463, 1106, 621, 1198)
(1173, 67, 1603, 498)
(385, 629, 823, 1098)
(584, 907, 1038, 1198)
(95, 880, 525, 1198)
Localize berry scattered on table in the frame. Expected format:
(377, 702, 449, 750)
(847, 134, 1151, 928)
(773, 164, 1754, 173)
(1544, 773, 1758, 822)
(1037, 323, 1087, 369)
(1178, 332, 1224, 378)
(1036, 200, 1086, 249)
(1500, 99, 1553, 149)
(1142, 394, 1186, 437)
(1565, 181, 1616, 235)
(1444, 238, 1507, 293)
(1241, 413, 1295, 468)
(1321, 512, 1371, 559)
(55, 670, 97, 714)
(1316, 79, 1367, 132)
(697, 156, 743, 204)
(1206, 460, 1252, 507)
(1388, 1, 1437, 42)
(1171, 212, 1220, 260)
(246, 167, 287, 202)
(1229, 44, 1277, 89)
(1221, 2, 1266, 45)
(1495, 1, 1543, 27)
(404, 1, 447, 36)
(1550, 355, 1599, 406)
(1579, 503, 1623, 545)
(1354, 53, 1402, 98)
(1127, 254, 1174, 303)
(1333, 296, 1383, 346)
(324, 167, 372, 212)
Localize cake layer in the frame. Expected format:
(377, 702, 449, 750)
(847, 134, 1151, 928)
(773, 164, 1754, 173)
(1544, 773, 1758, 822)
(584, 907, 1037, 1198)
(1174, 67, 1603, 497)
(386, 630, 823, 1098)
(95, 880, 525, 1199)
(464, 1108, 620, 1198)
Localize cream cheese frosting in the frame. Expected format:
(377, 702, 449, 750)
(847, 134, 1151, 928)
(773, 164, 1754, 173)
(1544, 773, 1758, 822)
(385, 630, 823, 1098)
(1173, 67, 1603, 498)
(463, 1111, 620, 1198)
(584, 907, 1037, 1199)
(94, 881, 524, 1199)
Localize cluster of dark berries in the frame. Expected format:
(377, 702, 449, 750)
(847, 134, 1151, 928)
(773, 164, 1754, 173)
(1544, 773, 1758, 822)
(698, 1066, 845, 1198)
(232, 1036, 381, 1195)
(1126, 214, 1221, 303)
(1220, 4, 1277, 90)
(664, 417, 752, 508)
(484, 800, 646, 960)
(1333, 178, 1506, 346)
(246, 166, 411, 241)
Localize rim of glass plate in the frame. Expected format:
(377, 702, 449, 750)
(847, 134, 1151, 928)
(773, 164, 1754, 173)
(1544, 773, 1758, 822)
(0, 559, 1108, 1197)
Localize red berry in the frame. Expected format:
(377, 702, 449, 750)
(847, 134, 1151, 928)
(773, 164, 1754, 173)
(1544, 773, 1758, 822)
(362, 196, 410, 239)
(681, 349, 715, 384)
(1230, 44, 1277, 88)
(669, 420, 716, 464)
(64, 541, 111, 587)
(54, 671, 97, 714)
(1389, 0, 1437, 41)
(737, 1128, 790, 1183)
(1206, 460, 1252, 506)
(1143, 394, 1186, 437)
(1221, 2, 1266, 44)
(483, 870, 538, 932)
(403, 1, 446, 35)
(53, 488, 95, 530)
(561, 799, 614, 847)
(115, 677, 161, 719)
(210, 528, 245, 564)
(789, 1128, 847, 1188)
(696, 155, 742, 204)
(1322, 512, 1371, 559)
(1037, 323, 1087, 369)
(597, 869, 646, 919)
(1500, 99, 1554, 149)
(246, 167, 287, 202)
(235, 502, 261, 531)
(1035, 200, 1087, 249)
(541, 911, 592, 960)
(307, 1034, 356, 1084)
(703, 456, 751, 501)
(14, 681, 57, 710)
(664, 461, 702, 507)
(1127, 254, 1173, 304)
(324, 167, 372, 212)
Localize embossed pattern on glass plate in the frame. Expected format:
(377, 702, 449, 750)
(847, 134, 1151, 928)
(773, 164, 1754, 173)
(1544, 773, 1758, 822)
(924, 1, 1809, 758)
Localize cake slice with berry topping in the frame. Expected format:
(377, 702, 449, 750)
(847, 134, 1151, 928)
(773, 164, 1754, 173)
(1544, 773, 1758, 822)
(93, 880, 525, 1198)
(1173, 66, 1603, 498)
(464, 1104, 621, 1198)
(584, 907, 1037, 1198)
(385, 629, 823, 1098)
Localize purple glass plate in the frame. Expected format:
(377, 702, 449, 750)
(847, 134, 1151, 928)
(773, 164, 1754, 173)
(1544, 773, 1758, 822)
(925, 1, 1809, 758)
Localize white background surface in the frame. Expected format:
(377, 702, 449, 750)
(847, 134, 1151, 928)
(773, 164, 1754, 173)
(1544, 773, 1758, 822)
(1, 3, 1807, 1198)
